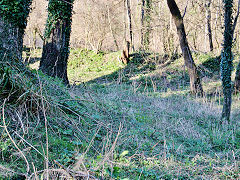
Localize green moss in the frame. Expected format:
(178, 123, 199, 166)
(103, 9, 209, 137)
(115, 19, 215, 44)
(0, 0, 32, 33)
(44, 0, 74, 39)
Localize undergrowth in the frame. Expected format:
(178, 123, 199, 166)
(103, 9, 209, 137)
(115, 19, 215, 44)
(0, 49, 239, 179)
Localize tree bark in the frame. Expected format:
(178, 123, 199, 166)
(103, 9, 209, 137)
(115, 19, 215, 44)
(121, 41, 130, 64)
(234, 62, 240, 92)
(40, 0, 74, 85)
(0, 1, 32, 63)
(141, 0, 151, 50)
(205, 0, 213, 52)
(221, 0, 234, 122)
(140, 0, 145, 49)
(126, 0, 134, 51)
(166, 0, 203, 95)
(233, 0, 240, 93)
(0, 17, 23, 62)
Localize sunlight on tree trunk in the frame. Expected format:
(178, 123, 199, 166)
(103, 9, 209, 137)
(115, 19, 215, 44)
(166, 0, 203, 95)
(205, 0, 213, 52)
(141, 0, 151, 50)
(126, 0, 134, 52)
(40, 0, 74, 85)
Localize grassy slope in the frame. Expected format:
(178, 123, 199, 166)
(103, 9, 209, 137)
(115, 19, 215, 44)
(0, 49, 239, 179)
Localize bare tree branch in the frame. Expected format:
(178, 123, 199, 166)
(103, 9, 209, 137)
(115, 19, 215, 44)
(233, 0, 240, 36)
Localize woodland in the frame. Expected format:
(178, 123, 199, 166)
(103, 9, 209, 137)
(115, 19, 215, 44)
(0, 0, 240, 179)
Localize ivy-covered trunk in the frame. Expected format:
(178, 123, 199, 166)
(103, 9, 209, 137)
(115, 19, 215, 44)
(40, 0, 74, 85)
(0, 0, 32, 62)
(221, 0, 233, 121)
(167, 0, 203, 95)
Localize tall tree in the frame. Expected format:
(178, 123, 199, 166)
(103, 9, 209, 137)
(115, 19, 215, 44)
(221, 0, 234, 121)
(233, 0, 240, 93)
(141, 0, 151, 50)
(126, 0, 134, 51)
(0, 0, 32, 62)
(40, 0, 74, 85)
(234, 63, 240, 92)
(205, 0, 213, 52)
(166, 0, 203, 95)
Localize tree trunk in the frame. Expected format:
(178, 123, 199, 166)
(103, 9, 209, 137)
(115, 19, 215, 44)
(140, 0, 145, 49)
(166, 0, 203, 95)
(233, 0, 240, 93)
(123, 0, 127, 42)
(0, 1, 32, 63)
(40, 0, 74, 85)
(126, 0, 134, 51)
(121, 41, 130, 64)
(234, 61, 240, 92)
(0, 17, 23, 62)
(221, 0, 234, 122)
(205, 0, 213, 52)
(141, 0, 151, 50)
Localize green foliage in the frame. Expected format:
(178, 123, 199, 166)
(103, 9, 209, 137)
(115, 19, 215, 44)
(68, 49, 123, 83)
(44, 0, 74, 39)
(2, 49, 240, 179)
(0, 0, 32, 32)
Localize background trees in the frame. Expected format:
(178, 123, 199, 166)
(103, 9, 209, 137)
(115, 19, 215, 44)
(18, 0, 240, 119)
(1, 0, 240, 179)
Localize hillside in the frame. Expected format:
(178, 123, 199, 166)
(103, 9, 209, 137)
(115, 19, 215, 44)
(0, 49, 239, 179)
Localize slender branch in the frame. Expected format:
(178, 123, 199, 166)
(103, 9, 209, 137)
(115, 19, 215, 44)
(182, 0, 189, 18)
(233, 0, 240, 36)
(2, 99, 30, 174)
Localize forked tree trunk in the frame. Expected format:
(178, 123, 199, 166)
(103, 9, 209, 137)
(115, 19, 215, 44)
(166, 0, 203, 95)
(40, 0, 74, 85)
(205, 0, 213, 52)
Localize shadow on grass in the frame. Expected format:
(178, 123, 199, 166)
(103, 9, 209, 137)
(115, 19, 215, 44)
(82, 51, 190, 93)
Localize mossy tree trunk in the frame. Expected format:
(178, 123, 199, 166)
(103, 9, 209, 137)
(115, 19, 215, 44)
(167, 0, 203, 95)
(0, 0, 32, 63)
(40, 0, 74, 85)
(221, 0, 234, 122)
